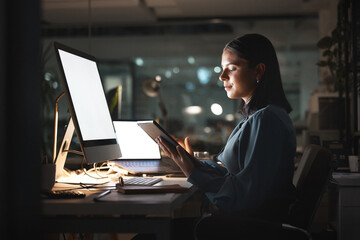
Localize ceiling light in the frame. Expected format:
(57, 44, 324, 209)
(197, 67, 211, 85)
(204, 127, 212, 134)
(214, 66, 221, 73)
(225, 114, 235, 121)
(185, 82, 196, 91)
(184, 106, 202, 115)
(165, 70, 172, 78)
(173, 67, 180, 74)
(211, 103, 223, 116)
(187, 56, 195, 64)
(135, 57, 144, 66)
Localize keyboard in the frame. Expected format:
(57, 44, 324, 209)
(123, 177, 163, 186)
(42, 190, 86, 199)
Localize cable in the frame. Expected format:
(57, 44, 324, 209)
(80, 158, 109, 180)
(94, 162, 108, 178)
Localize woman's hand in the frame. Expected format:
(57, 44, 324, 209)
(173, 136, 194, 156)
(156, 136, 195, 177)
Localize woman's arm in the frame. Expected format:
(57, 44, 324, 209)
(188, 110, 296, 214)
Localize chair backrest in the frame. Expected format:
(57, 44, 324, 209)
(288, 144, 333, 230)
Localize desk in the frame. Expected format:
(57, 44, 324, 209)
(332, 172, 360, 240)
(42, 177, 197, 239)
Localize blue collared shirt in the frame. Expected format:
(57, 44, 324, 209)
(188, 104, 296, 217)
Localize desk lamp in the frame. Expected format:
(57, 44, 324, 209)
(142, 76, 168, 129)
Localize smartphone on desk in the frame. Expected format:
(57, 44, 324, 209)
(137, 120, 203, 168)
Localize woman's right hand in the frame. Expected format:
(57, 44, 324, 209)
(156, 136, 195, 177)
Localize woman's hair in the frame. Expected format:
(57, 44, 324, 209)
(224, 33, 292, 116)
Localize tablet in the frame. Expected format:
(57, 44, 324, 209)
(137, 120, 203, 167)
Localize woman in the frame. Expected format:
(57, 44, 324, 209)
(157, 33, 296, 220)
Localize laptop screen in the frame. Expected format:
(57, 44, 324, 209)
(113, 121, 161, 160)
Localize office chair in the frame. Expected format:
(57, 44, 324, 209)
(194, 144, 334, 240)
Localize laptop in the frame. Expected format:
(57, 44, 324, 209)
(111, 120, 182, 175)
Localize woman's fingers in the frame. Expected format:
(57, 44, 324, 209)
(156, 136, 177, 158)
(176, 145, 194, 177)
(156, 137, 170, 156)
(176, 145, 187, 160)
(184, 137, 193, 156)
(156, 136, 195, 177)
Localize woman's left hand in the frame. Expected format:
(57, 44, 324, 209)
(156, 136, 195, 177)
(172, 136, 194, 156)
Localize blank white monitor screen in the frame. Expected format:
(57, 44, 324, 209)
(113, 121, 161, 160)
(58, 49, 116, 141)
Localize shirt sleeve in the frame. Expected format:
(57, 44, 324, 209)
(187, 110, 294, 215)
(188, 160, 228, 192)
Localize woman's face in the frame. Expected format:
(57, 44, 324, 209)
(219, 49, 258, 101)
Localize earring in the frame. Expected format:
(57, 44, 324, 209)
(256, 78, 260, 84)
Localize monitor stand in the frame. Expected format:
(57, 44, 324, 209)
(54, 117, 110, 185)
(55, 117, 75, 180)
(52, 92, 80, 180)
(52, 93, 110, 185)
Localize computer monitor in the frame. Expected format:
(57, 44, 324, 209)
(54, 42, 121, 177)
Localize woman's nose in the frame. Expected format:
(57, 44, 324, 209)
(219, 71, 227, 81)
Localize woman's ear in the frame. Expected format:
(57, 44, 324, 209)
(256, 63, 266, 79)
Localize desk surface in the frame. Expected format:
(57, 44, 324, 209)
(331, 172, 360, 240)
(332, 172, 360, 187)
(42, 176, 195, 216)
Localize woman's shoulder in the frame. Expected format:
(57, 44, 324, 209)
(246, 104, 292, 127)
(250, 104, 286, 119)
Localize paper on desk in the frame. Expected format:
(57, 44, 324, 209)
(94, 189, 177, 202)
(56, 174, 110, 185)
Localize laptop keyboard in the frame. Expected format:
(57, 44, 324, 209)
(121, 160, 161, 167)
(113, 158, 182, 174)
(123, 177, 163, 186)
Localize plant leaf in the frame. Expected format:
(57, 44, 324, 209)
(317, 36, 333, 49)
(322, 50, 332, 57)
(317, 61, 328, 67)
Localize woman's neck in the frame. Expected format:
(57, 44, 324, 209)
(243, 95, 253, 105)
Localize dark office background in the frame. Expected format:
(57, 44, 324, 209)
(0, 0, 42, 238)
(40, 3, 326, 160)
(0, 0, 358, 239)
